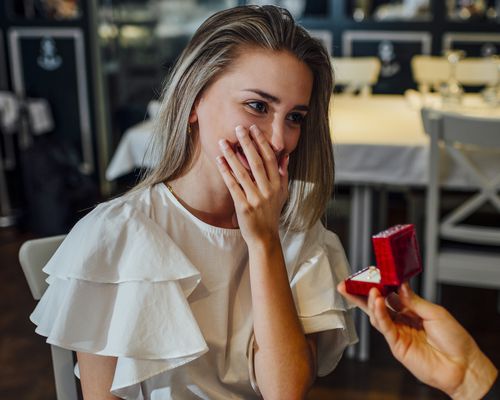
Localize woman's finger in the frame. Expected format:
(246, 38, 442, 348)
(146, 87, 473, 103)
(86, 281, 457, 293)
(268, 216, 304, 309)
(218, 139, 258, 198)
(278, 153, 290, 202)
(215, 155, 248, 206)
(249, 125, 281, 185)
(235, 126, 270, 193)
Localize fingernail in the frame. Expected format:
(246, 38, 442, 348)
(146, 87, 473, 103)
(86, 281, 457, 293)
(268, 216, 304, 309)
(219, 139, 229, 149)
(235, 125, 245, 138)
(216, 156, 225, 164)
(249, 124, 261, 135)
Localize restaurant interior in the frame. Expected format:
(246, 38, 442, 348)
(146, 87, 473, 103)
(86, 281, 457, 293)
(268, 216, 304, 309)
(1, 0, 500, 399)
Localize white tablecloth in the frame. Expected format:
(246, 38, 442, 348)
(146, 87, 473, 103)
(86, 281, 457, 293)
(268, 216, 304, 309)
(106, 120, 156, 180)
(107, 94, 500, 189)
(331, 93, 500, 188)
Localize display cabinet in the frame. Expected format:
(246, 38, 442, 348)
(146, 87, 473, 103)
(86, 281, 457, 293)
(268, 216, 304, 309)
(1, 0, 110, 181)
(95, 0, 500, 120)
(3, 0, 499, 185)
(0, 0, 109, 233)
(298, 0, 500, 93)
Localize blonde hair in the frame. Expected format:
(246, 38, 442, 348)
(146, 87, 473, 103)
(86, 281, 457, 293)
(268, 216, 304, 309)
(135, 5, 334, 231)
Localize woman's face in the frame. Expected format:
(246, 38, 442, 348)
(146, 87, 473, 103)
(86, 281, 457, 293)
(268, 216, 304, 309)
(191, 47, 314, 171)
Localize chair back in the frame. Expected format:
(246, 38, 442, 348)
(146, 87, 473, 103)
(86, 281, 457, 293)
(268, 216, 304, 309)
(411, 56, 450, 92)
(422, 109, 500, 301)
(19, 235, 65, 299)
(332, 57, 381, 95)
(422, 109, 500, 246)
(19, 235, 78, 400)
(456, 58, 498, 86)
(412, 56, 498, 92)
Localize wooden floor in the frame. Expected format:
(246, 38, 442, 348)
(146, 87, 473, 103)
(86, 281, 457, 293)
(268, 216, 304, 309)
(1, 198, 499, 399)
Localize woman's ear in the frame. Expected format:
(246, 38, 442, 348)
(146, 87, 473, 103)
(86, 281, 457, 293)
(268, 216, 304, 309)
(188, 109, 198, 124)
(188, 96, 201, 124)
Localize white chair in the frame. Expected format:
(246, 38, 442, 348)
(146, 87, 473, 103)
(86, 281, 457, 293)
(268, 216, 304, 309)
(332, 57, 381, 95)
(456, 58, 498, 87)
(411, 56, 450, 93)
(19, 235, 78, 400)
(412, 56, 498, 93)
(421, 109, 500, 302)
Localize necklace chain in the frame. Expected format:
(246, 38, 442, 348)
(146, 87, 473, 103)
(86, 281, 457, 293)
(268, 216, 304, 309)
(166, 182, 177, 198)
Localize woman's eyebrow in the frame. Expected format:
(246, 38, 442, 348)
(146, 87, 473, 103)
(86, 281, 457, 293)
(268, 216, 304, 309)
(242, 89, 309, 111)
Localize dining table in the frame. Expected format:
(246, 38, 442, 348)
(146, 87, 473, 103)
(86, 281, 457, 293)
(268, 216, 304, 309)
(105, 92, 500, 360)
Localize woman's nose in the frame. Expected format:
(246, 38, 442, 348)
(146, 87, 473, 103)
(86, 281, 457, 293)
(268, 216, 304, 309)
(268, 121, 285, 154)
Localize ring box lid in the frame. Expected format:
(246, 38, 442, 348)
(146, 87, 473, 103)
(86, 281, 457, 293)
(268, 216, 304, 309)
(372, 224, 422, 286)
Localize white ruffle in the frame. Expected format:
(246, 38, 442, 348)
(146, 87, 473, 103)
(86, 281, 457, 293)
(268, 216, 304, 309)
(285, 222, 358, 377)
(30, 195, 209, 395)
(43, 199, 202, 285)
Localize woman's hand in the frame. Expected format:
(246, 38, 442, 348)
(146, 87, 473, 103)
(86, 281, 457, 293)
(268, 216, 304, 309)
(338, 281, 498, 399)
(216, 125, 289, 245)
(217, 125, 314, 398)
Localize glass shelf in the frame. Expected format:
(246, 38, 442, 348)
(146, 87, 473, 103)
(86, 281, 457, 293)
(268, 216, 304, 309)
(8, 0, 82, 21)
(345, 0, 433, 22)
(246, 0, 329, 19)
(446, 0, 500, 23)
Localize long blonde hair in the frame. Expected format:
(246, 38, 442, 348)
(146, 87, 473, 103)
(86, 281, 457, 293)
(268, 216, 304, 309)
(135, 5, 334, 231)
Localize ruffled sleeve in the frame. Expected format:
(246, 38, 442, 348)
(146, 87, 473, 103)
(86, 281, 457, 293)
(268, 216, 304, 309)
(30, 197, 209, 397)
(283, 222, 358, 377)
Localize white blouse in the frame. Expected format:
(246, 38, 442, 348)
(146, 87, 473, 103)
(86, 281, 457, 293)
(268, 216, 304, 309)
(31, 183, 357, 399)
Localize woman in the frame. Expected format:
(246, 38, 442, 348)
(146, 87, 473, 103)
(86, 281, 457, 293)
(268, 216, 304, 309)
(31, 5, 356, 399)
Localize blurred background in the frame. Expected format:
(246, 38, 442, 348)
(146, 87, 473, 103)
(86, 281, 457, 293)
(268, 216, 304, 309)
(1, 1, 500, 399)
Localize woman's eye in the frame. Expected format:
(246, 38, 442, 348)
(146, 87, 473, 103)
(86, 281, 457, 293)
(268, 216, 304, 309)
(287, 112, 305, 124)
(247, 101, 267, 113)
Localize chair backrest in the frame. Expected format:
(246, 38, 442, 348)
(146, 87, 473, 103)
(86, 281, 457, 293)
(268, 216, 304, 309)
(411, 56, 450, 92)
(412, 56, 498, 92)
(456, 58, 498, 86)
(19, 235, 78, 400)
(19, 235, 66, 300)
(332, 57, 381, 95)
(421, 109, 500, 245)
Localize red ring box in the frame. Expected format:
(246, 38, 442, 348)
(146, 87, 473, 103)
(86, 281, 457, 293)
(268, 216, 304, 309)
(345, 224, 422, 296)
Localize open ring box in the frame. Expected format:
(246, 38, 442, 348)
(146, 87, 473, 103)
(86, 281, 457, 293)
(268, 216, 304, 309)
(345, 224, 422, 296)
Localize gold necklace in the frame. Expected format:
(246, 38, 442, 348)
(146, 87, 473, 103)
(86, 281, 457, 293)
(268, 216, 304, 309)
(165, 182, 176, 197)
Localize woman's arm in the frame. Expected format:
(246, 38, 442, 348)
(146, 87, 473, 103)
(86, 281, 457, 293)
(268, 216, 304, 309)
(77, 352, 120, 400)
(248, 238, 317, 399)
(217, 125, 316, 399)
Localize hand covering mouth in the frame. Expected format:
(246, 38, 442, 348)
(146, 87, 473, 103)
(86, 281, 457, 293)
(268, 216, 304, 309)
(233, 143, 281, 173)
(234, 144, 251, 171)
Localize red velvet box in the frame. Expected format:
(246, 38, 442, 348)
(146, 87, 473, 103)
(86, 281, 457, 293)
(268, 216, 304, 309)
(345, 224, 422, 296)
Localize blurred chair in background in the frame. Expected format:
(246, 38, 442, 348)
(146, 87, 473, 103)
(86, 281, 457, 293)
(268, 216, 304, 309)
(412, 55, 498, 93)
(411, 56, 450, 93)
(18, 235, 78, 400)
(332, 57, 381, 96)
(421, 109, 500, 303)
(456, 57, 498, 88)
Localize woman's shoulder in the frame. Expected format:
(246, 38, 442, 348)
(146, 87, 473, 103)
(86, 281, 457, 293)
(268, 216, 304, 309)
(89, 185, 156, 220)
(72, 183, 170, 236)
(281, 220, 343, 255)
(31, 184, 208, 392)
(43, 184, 198, 283)
(281, 220, 350, 277)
